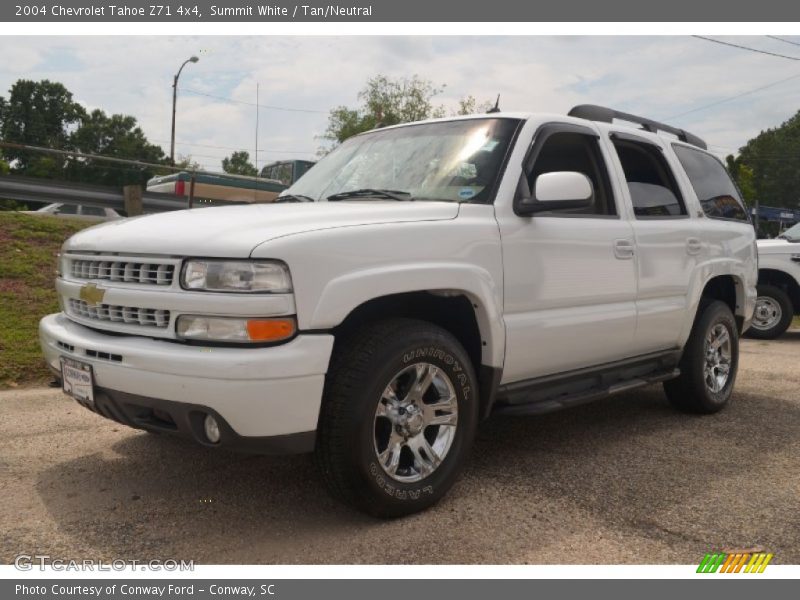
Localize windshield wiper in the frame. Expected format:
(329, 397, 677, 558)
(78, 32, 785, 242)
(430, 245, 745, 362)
(275, 194, 315, 203)
(327, 188, 412, 202)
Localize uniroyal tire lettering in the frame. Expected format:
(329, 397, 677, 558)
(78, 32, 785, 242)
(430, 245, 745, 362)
(367, 461, 436, 500)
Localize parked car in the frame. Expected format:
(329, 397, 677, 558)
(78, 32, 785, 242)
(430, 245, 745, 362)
(747, 223, 800, 339)
(40, 105, 757, 517)
(24, 203, 122, 221)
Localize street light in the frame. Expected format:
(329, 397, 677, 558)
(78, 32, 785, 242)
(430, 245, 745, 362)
(170, 56, 199, 165)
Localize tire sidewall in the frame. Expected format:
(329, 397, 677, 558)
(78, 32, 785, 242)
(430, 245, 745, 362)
(692, 302, 739, 409)
(345, 330, 478, 515)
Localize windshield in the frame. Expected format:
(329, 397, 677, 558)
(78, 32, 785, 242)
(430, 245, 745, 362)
(779, 222, 800, 241)
(286, 118, 520, 203)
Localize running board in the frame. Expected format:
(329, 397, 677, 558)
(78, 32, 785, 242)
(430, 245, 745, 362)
(492, 350, 682, 417)
(493, 369, 679, 416)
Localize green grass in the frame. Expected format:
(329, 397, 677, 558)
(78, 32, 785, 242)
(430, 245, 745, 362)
(0, 212, 93, 389)
(794, 316, 800, 329)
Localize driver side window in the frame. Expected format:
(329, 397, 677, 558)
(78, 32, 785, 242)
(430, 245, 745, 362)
(528, 131, 617, 216)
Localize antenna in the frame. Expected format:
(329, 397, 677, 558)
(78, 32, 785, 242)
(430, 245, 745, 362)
(487, 94, 501, 114)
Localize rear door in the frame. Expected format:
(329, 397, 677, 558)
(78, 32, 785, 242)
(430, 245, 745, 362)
(606, 132, 700, 354)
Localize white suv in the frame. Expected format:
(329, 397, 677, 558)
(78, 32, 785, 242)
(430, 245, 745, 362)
(40, 105, 757, 517)
(749, 224, 800, 339)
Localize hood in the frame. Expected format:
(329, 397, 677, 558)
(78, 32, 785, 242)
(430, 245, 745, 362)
(757, 238, 797, 254)
(63, 201, 460, 257)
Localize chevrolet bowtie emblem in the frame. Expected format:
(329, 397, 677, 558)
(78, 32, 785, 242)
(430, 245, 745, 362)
(79, 283, 106, 307)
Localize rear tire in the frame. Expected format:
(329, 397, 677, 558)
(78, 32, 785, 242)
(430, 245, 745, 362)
(316, 318, 478, 518)
(664, 300, 738, 414)
(745, 284, 793, 340)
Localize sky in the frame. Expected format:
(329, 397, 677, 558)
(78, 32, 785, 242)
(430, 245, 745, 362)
(1, 35, 799, 172)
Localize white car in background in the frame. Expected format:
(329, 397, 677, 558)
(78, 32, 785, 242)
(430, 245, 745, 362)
(749, 223, 800, 339)
(24, 203, 122, 221)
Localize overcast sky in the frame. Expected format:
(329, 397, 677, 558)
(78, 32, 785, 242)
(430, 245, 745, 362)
(1, 35, 799, 171)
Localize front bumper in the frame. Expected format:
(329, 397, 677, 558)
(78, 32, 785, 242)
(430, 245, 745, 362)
(40, 313, 334, 452)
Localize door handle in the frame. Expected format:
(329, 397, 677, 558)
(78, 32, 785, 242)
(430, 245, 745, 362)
(686, 237, 702, 255)
(614, 239, 635, 260)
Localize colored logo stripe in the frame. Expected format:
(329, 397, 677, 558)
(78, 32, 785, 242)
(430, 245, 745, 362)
(697, 552, 773, 573)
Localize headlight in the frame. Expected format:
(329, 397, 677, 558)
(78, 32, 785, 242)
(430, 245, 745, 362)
(176, 315, 296, 343)
(181, 260, 292, 293)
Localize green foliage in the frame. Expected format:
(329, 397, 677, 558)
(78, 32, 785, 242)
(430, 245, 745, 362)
(0, 79, 85, 172)
(0, 79, 168, 186)
(66, 108, 166, 186)
(321, 74, 447, 150)
(221, 150, 258, 176)
(0, 212, 92, 388)
(454, 95, 494, 116)
(731, 110, 800, 210)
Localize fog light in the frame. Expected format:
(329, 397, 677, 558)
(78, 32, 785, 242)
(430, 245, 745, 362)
(204, 414, 221, 444)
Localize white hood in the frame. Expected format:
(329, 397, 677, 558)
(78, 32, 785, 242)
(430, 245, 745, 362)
(757, 238, 797, 255)
(63, 201, 460, 257)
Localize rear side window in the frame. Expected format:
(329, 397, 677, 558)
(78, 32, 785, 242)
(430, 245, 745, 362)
(672, 144, 750, 222)
(611, 137, 687, 218)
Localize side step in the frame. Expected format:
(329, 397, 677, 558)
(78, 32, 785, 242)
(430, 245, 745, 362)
(493, 368, 679, 417)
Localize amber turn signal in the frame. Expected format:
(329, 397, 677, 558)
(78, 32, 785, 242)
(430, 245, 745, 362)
(246, 318, 296, 342)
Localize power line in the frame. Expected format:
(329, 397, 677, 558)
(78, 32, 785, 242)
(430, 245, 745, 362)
(178, 87, 328, 114)
(692, 36, 800, 61)
(766, 35, 800, 48)
(148, 138, 315, 155)
(663, 70, 800, 120)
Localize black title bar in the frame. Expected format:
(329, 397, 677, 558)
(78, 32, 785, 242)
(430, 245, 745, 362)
(2, 0, 799, 22)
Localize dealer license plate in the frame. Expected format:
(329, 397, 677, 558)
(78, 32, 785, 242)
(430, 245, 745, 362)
(60, 357, 94, 405)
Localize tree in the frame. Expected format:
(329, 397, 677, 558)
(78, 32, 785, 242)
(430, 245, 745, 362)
(321, 74, 447, 149)
(454, 95, 494, 116)
(66, 109, 166, 187)
(174, 155, 202, 172)
(732, 110, 800, 210)
(221, 150, 258, 176)
(0, 80, 86, 172)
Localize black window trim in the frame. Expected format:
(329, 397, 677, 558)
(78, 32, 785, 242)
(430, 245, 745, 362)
(670, 142, 753, 225)
(609, 132, 690, 221)
(516, 122, 620, 220)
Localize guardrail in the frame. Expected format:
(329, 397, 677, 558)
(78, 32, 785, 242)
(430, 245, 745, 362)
(0, 175, 191, 214)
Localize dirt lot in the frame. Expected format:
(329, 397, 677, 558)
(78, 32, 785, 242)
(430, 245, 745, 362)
(1, 332, 798, 565)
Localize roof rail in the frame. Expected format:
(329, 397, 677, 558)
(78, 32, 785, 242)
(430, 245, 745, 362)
(567, 104, 707, 150)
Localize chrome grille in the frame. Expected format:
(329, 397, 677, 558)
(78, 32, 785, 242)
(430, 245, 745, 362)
(68, 299, 171, 329)
(70, 259, 175, 286)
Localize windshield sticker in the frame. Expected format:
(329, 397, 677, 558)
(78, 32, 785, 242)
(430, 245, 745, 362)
(458, 188, 476, 200)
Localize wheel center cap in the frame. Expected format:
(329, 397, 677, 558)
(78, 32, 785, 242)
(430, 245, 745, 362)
(397, 404, 424, 436)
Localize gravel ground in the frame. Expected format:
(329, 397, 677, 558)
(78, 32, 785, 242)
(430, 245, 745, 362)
(1, 332, 798, 565)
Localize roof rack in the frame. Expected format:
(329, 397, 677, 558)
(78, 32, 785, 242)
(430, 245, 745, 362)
(568, 104, 707, 150)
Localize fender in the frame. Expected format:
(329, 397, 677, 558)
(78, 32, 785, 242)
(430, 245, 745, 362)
(680, 259, 751, 344)
(307, 262, 505, 368)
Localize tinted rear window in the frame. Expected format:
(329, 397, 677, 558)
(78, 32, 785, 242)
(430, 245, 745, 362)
(672, 145, 750, 222)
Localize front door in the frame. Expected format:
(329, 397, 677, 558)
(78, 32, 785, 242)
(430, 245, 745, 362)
(496, 123, 638, 384)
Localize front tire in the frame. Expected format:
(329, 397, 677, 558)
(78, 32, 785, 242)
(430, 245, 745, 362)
(664, 300, 739, 414)
(745, 284, 793, 340)
(316, 318, 478, 518)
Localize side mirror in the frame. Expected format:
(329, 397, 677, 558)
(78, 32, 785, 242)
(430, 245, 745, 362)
(516, 171, 594, 215)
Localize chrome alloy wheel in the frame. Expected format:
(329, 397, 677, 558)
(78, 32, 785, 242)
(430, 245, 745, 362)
(373, 362, 458, 483)
(704, 323, 732, 393)
(752, 296, 783, 331)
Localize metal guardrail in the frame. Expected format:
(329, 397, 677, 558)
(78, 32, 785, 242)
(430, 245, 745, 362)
(0, 175, 200, 214)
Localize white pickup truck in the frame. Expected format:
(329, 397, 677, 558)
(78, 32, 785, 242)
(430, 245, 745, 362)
(749, 224, 800, 339)
(40, 105, 757, 517)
